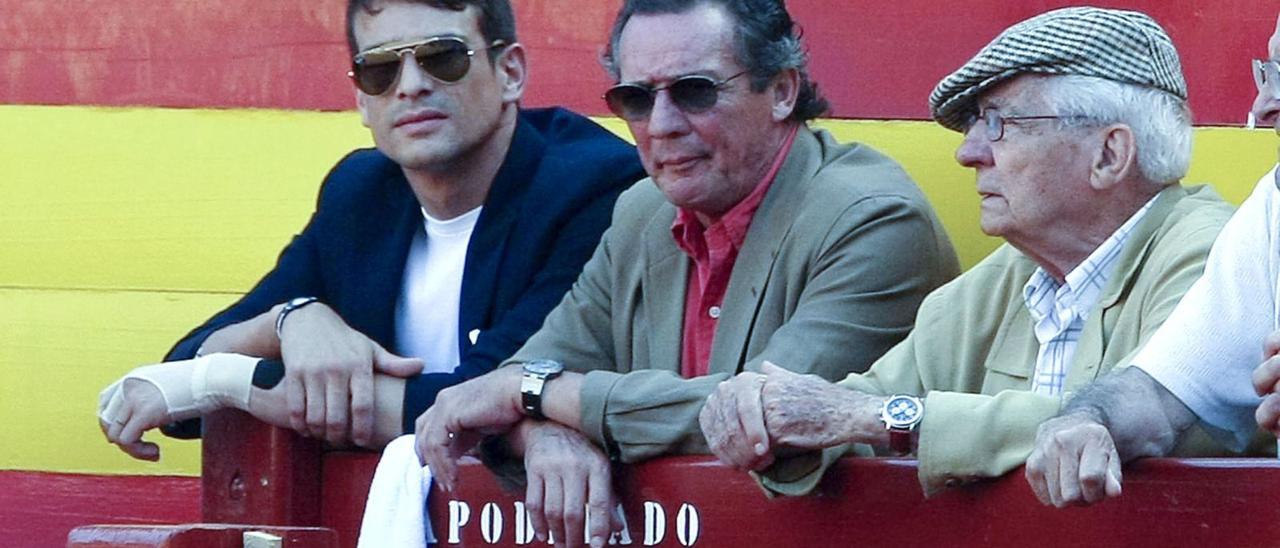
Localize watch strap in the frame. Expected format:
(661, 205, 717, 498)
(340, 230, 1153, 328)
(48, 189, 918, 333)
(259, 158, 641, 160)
(275, 297, 320, 339)
(888, 427, 913, 455)
(521, 376, 547, 419)
(520, 362, 563, 420)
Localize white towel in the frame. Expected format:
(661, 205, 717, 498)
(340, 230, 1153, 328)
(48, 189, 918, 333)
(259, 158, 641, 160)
(358, 434, 437, 547)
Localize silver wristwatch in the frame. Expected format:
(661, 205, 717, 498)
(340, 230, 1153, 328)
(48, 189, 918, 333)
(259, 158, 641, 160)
(520, 359, 564, 419)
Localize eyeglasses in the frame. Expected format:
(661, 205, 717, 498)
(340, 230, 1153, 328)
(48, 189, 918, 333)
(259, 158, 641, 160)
(348, 36, 507, 96)
(967, 109, 1089, 142)
(1253, 59, 1280, 97)
(603, 71, 749, 121)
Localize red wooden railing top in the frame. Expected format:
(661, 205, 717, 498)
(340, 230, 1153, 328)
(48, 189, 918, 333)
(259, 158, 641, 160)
(182, 411, 1280, 548)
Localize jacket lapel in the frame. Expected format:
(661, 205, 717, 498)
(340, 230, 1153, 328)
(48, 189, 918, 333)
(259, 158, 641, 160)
(707, 128, 822, 375)
(642, 204, 689, 374)
(366, 173, 421, 349)
(459, 114, 545, 354)
(1067, 184, 1187, 385)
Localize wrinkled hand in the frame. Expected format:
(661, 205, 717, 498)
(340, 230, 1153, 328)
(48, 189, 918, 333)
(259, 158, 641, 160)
(700, 372, 773, 471)
(416, 366, 526, 492)
(98, 378, 170, 461)
(1253, 331, 1280, 436)
(523, 421, 620, 548)
(1025, 412, 1122, 508)
(279, 303, 423, 446)
(758, 362, 878, 450)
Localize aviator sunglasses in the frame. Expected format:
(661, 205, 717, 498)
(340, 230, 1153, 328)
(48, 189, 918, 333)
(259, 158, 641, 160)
(1253, 59, 1280, 98)
(604, 71, 749, 121)
(349, 36, 506, 95)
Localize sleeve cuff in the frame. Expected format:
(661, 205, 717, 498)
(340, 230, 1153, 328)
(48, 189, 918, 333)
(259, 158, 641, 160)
(578, 370, 626, 453)
(756, 444, 871, 496)
(917, 390, 1059, 496)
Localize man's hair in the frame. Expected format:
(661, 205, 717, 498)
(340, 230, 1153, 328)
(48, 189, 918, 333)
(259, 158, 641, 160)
(346, 0, 517, 59)
(1041, 75, 1192, 185)
(600, 0, 829, 122)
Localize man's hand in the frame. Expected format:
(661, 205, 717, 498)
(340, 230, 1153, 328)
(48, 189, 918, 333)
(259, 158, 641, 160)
(1253, 330, 1280, 436)
(701, 362, 881, 471)
(278, 303, 423, 446)
(700, 372, 773, 471)
(1025, 412, 1123, 508)
(98, 379, 170, 461)
(415, 366, 526, 491)
(757, 361, 882, 450)
(521, 421, 620, 548)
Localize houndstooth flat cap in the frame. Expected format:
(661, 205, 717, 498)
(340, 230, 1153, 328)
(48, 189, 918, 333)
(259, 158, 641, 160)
(929, 6, 1187, 132)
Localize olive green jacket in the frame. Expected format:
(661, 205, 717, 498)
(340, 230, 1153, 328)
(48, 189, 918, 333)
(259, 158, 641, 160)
(505, 126, 960, 462)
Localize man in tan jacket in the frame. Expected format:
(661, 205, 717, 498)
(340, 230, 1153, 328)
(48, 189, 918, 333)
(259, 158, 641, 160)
(1024, 10, 1280, 509)
(414, 0, 958, 546)
(701, 6, 1244, 498)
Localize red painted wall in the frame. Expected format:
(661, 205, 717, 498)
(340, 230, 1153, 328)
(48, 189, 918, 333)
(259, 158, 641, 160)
(0, 472, 199, 548)
(0, 1, 1273, 123)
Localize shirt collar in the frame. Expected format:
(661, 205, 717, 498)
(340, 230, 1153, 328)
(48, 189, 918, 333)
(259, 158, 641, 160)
(1023, 194, 1159, 322)
(671, 125, 800, 249)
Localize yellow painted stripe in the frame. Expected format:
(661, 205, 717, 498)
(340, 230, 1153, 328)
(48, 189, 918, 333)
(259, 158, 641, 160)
(816, 121, 1280, 266)
(3, 105, 1278, 476)
(0, 105, 372, 294)
(0, 288, 240, 475)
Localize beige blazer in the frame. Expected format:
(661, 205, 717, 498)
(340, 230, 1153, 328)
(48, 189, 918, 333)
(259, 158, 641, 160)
(761, 184, 1248, 496)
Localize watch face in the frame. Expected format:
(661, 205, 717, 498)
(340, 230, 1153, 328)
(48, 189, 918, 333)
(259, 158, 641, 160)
(524, 359, 564, 376)
(884, 395, 921, 427)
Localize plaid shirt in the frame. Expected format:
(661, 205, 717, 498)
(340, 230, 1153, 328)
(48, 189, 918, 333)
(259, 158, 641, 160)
(1022, 196, 1157, 396)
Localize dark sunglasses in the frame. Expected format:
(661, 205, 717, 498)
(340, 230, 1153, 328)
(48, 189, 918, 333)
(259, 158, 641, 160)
(348, 36, 506, 95)
(603, 71, 749, 121)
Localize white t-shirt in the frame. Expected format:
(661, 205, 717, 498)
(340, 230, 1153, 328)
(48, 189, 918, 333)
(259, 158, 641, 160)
(1132, 166, 1280, 449)
(394, 206, 482, 374)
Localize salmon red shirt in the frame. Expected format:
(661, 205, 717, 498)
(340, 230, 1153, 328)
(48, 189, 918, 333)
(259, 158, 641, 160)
(671, 126, 799, 378)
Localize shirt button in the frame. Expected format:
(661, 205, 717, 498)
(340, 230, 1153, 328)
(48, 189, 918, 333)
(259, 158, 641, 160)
(708, 306, 722, 319)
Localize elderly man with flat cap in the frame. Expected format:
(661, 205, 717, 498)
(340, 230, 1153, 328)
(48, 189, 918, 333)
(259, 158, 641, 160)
(701, 6, 1249, 496)
(1025, 11, 1280, 509)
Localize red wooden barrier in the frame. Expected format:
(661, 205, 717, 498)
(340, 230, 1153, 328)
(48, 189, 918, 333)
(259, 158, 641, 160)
(67, 524, 337, 548)
(200, 410, 323, 526)
(175, 412, 1280, 548)
(416, 457, 1280, 547)
(0, 471, 199, 548)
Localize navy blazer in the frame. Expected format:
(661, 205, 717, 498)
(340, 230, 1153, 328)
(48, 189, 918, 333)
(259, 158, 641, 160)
(164, 107, 643, 436)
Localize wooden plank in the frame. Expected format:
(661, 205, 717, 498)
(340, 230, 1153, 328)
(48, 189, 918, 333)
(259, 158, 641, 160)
(201, 411, 323, 528)
(0, 471, 198, 548)
(313, 451, 1280, 547)
(415, 456, 1280, 547)
(0, 1, 1272, 124)
(320, 453, 379, 548)
(67, 524, 337, 548)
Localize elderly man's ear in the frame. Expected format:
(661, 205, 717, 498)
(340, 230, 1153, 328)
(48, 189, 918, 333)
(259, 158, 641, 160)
(1089, 124, 1140, 190)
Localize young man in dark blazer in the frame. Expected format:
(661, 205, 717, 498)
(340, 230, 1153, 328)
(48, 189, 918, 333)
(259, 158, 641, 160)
(96, 0, 643, 459)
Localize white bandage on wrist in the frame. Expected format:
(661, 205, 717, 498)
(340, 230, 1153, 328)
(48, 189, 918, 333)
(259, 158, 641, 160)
(97, 353, 260, 425)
